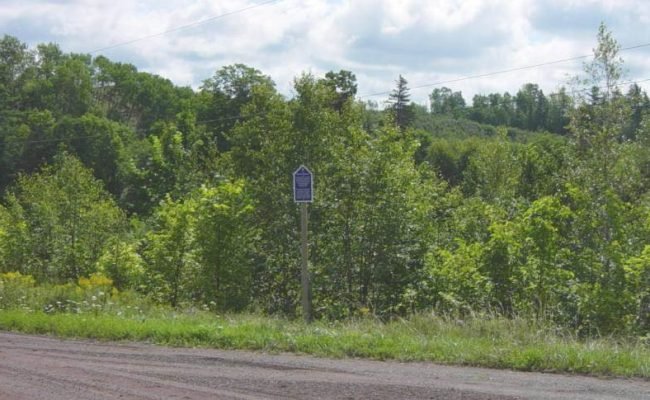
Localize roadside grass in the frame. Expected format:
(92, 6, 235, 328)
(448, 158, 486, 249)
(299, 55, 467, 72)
(0, 272, 647, 378)
(0, 309, 647, 379)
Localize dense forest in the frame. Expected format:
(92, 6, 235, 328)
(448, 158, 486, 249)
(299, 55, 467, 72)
(0, 24, 648, 336)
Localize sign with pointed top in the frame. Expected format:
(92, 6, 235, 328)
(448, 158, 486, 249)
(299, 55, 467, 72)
(293, 165, 313, 203)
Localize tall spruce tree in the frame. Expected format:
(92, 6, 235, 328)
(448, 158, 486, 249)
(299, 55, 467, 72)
(388, 75, 413, 131)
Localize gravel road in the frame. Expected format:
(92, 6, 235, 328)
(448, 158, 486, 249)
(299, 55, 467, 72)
(0, 332, 647, 399)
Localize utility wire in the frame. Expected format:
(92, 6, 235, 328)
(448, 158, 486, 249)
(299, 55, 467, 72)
(568, 78, 650, 96)
(78, 1, 648, 101)
(0, 135, 115, 145)
(358, 42, 650, 99)
(88, 0, 283, 54)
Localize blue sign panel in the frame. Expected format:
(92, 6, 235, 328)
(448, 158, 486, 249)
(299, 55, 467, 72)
(293, 165, 313, 202)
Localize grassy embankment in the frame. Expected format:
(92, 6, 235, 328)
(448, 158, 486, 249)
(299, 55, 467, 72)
(0, 309, 648, 378)
(0, 271, 647, 378)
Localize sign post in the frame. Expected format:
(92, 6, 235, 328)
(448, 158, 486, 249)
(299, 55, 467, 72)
(293, 165, 313, 323)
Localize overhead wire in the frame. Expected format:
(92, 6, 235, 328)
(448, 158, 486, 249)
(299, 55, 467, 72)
(87, 0, 283, 54)
(567, 78, 650, 97)
(76, 0, 650, 104)
(357, 42, 650, 99)
(65, 0, 650, 104)
(192, 43, 650, 125)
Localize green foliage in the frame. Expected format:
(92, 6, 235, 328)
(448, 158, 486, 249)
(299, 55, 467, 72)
(387, 75, 414, 130)
(0, 28, 649, 340)
(53, 114, 138, 197)
(425, 241, 492, 315)
(512, 197, 573, 318)
(430, 87, 466, 118)
(316, 125, 441, 317)
(0, 154, 127, 282)
(322, 70, 358, 111)
(143, 180, 256, 310)
(462, 129, 522, 201)
(0, 270, 155, 316)
(143, 195, 196, 307)
(0, 271, 35, 309)
(93, 55, 194, 132)
(95, 238, 144, 290)
(199, 64, 275, 151)
(517, 134, 570, 199)
(193, 181, 256, 310)
(624, 246, 650, 332)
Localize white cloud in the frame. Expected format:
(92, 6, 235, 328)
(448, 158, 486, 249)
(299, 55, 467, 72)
(1, 0, 649, 105)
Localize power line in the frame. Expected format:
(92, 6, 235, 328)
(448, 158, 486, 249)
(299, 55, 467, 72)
(88, 0, 283, 54)
(568, 78, 650, 97)
(0, 113, 264, 145)
(1, 135, 109, 145)
(358, 42, 650, 99)
(196, 114, 252, 125)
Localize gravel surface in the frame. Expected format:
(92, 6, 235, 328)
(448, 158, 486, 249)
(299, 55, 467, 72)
(0, 332, 647, 399)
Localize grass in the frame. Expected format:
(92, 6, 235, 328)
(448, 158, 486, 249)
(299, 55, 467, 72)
(0, 309, 648, 379)
(0, 272, 647, 378)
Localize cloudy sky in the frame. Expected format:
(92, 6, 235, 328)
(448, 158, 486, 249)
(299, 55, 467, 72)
(2, 0, 649, 105)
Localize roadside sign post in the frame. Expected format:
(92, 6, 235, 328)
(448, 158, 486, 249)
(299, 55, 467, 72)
(293, 165, 313, 323)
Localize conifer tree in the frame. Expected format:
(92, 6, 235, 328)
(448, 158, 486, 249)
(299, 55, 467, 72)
(388, 75, 413, 130)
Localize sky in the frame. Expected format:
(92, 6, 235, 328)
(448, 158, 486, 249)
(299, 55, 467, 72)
(1, 0, 650, 105)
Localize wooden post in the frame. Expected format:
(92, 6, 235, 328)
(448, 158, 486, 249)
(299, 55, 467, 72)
(294, 165, 313, 323)
(300, 202, 312, 323)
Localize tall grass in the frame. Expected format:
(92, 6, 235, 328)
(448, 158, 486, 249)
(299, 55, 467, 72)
(0, 310, 647, 378)
(0, 272, 648, 378)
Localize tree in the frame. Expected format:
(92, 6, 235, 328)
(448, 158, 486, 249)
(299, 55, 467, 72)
(462, 129, 521, 202)
(468, 94, 490, 124)
(513, 196, 573, 319)
(546, 87, 573, 135)
(425, 241, 492, 315)
(568, 23, 631, 186)
(53, 114, 137, 198)
(0, 35, 34, 109)
(562, 24, 646, 333)
(144, 195, 196, 307)
(586, 22, 623, 101)
(623, 245, 650, 332)
(430, 87, 466, 118)
(2, 154, 127, 282)
(322, 70, 357, 112)
(514, 83, 548, 131)
(193, 181, 256, 310)
(569, 22, 629, 150)
(388, 75, 413, 130)
(223, 77, 298, 314)
(91, 56, 193, 133)
(622, 83, 650, 141)
(468, 92, 516, 126)
(568, 23, 632, 195)
(0, 109, 57, 191)
(51, 55, 93, 117)
(199, 64, 275, 151)
(139, 122, 190, 211)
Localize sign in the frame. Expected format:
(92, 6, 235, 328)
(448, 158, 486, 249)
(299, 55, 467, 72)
(293, 165, 313, 203)
(293, 165, 313, 322)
